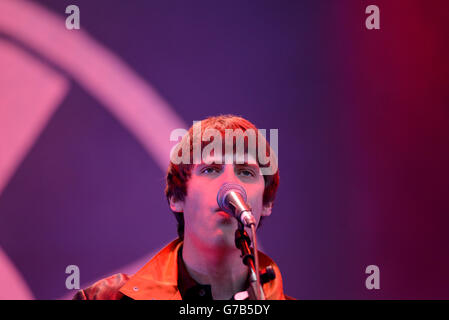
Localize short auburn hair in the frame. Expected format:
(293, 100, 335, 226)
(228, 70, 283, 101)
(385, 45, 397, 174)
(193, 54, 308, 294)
(165, 114, 279, 239)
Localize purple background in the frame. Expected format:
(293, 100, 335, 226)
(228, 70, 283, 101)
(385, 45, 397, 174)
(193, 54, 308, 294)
(1, 0, 448, 299)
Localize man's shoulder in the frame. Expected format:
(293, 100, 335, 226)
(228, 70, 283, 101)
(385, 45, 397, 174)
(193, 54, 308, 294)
(73, 239, 183, 300)
(72, 273, 132, 300)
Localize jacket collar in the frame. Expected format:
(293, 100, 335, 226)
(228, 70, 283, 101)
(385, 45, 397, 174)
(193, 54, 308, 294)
(119, 238, 286, 300)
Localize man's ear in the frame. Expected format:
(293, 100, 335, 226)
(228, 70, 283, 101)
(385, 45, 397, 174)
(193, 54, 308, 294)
(169, 196, 184, 213)
(261, 202, 273, 217)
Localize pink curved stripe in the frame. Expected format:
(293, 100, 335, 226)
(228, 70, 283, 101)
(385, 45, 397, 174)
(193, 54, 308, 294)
(0, 39, 69, 300)
(0, 0, 186, 172)
(0, 39, 69, 196)
(0, 248, 34, 299)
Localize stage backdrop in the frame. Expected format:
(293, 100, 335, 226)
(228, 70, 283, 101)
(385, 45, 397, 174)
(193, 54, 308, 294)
(0, 0, 448, 299)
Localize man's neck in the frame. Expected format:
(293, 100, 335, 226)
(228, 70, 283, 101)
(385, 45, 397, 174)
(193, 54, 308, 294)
(182, 236, 248, 300)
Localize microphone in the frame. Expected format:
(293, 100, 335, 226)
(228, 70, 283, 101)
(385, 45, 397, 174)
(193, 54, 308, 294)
(217, 183, 265, 300)
(217, 183, 256, 227)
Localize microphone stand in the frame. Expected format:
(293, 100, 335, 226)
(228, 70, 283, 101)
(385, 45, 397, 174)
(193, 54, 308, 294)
(234, 222, 265, 300)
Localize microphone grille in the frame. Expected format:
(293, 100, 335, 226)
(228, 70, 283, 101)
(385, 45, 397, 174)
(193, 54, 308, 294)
(216, 183, 247, 213)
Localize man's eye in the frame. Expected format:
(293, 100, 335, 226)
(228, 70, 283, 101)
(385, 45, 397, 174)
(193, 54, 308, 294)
(239, 169, 255, 177)
(201, 166, 220, 174)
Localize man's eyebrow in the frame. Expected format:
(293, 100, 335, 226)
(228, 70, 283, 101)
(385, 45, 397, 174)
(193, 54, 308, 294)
(235, 163, 259, 168)
(196, 162, 223, 168)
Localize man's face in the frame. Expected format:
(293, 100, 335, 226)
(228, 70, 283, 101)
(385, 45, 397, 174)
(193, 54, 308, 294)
(170, 153, 272, 250)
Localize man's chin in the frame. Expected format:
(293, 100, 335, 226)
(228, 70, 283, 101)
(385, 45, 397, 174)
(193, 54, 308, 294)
(210, 228, 238, 249)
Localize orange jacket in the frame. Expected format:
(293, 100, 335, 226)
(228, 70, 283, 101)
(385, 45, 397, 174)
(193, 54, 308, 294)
(73, 238, 292, 300)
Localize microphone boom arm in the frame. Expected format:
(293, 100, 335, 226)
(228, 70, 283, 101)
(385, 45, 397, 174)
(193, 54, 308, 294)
(234, 222, 266, 300)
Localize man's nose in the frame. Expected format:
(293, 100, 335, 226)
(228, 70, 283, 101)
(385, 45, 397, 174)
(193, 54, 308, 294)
(219, 165, 239, 185)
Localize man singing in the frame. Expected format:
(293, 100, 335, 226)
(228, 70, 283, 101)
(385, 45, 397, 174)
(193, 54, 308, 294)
(73, 115, 293, 300)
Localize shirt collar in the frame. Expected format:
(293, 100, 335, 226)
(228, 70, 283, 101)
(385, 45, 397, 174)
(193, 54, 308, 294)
(119, 238, 287, 300)
(177, 245, 215, 300)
